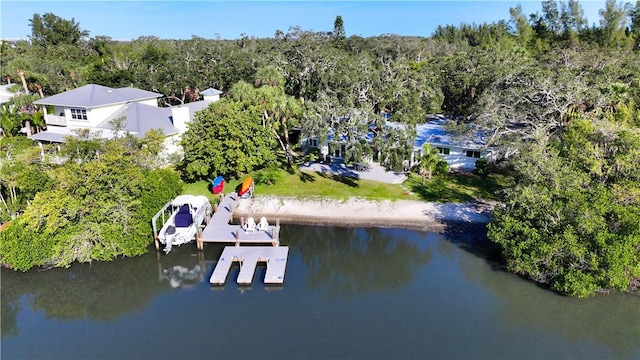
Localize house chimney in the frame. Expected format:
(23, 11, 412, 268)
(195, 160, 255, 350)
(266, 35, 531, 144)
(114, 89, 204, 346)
(171, 106, 190, 132)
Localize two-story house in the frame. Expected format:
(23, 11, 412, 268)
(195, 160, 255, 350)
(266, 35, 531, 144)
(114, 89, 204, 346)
(29, 84, 221, 158)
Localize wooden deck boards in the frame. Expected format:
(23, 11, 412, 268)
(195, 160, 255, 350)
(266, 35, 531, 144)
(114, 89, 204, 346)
(201, 193, 288, 286)
(210, 246, 289, 285)
(199, 193, 279, 246)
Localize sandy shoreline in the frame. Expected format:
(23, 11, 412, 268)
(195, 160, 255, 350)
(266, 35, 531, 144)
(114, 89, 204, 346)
(234, 196, 495, 232)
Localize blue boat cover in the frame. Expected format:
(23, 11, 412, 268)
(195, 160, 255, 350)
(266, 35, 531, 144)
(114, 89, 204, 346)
(174, 205, 193, 227)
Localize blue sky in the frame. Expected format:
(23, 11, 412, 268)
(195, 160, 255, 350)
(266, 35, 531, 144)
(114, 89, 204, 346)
(1, 1, 607, 41)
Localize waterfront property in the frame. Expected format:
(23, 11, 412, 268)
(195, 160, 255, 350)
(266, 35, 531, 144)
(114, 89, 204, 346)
(28, 84, 221, 161)
(388, 115, 496, 171)
(301, 113, 495, 171)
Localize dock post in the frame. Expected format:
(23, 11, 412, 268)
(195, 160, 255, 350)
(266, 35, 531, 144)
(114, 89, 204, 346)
(276, 218, 280, 227)
(235, 229, 240, 246)
(154, 236, 159, 251)
(196, 227, 203, 251)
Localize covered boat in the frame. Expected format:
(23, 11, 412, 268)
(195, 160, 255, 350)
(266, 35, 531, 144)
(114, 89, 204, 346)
(211, 176, 225, 194)
(238, 177, 254, 199)
(152, 195, 212, 253)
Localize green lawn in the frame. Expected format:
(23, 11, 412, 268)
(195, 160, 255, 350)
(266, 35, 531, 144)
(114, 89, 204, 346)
(404, 172, 509, 202)
(182, 168, 509, 203)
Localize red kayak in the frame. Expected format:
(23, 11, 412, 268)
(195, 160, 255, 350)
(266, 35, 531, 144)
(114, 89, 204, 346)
(212, 176, 225, 194)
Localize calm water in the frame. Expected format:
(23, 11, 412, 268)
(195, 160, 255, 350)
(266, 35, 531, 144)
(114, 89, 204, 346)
(2, 225, 639, 359)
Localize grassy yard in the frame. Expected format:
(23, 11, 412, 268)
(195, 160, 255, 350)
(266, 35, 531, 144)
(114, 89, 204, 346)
(182, 168, 509, 203)
(404, 172, 509, 202)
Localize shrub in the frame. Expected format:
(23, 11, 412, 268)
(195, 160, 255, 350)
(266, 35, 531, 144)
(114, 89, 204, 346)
(307, 147, 320, 162)
(474, 158, 492, 176)
(0, 136, 36, 157)
(434, 160, 450, 175)
(254, 164, 283, 185)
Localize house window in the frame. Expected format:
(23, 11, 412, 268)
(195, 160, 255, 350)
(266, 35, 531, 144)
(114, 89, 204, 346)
(308, 139, 318, 148)
(466, 150, 481, 158)
(70, 108, 87, 120)
(436, 147, 450, 155)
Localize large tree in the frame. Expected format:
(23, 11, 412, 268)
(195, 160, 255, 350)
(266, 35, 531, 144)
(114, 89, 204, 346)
(180, 99, 277, 180)
(29, 13, 90, 48)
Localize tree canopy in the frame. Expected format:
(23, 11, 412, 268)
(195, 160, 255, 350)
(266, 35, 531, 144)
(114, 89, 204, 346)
(29, 13, 90, 48)
(1, 3, 640, 295)
(180, 99, 278, 180)
(0, 135, 183, 271)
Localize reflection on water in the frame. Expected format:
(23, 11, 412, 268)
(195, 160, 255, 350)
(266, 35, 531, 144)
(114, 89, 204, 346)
(1, 225, 638, 359)
(157, 250, 208, 289)
(289, 226, 432, 298)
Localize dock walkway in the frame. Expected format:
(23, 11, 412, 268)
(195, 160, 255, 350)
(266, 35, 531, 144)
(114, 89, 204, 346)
(210, 246, 289, 285)
(199, 192, 288, 286)
(197, 193, 280, 249)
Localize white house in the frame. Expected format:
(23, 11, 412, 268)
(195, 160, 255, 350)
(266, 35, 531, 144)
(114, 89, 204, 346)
(29, 84, 221, 160)
(388, 115, 495, 171)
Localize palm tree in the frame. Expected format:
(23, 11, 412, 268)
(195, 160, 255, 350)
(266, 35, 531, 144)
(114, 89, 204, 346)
(229, 80, 257, 104)
(254, 65, 284, 89)
(272, 94, 302, 166)
(418, 144, 440, 185)
(0, 104, 22, 137)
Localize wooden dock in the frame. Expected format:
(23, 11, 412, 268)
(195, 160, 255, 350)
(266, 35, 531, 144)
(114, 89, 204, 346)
(210, 246, 289, 285)
(197, 193, 281, 249)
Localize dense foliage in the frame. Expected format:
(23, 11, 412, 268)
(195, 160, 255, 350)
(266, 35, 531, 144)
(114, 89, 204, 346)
(0, 136, 183, 271)
(1, 2, 640, 295)
(488, 118, 640, 297)
(180, 100, 277, 180)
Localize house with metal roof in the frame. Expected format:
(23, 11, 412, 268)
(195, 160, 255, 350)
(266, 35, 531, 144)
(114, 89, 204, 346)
(388, 115, 495, 171)
(29, 84, 218, 149)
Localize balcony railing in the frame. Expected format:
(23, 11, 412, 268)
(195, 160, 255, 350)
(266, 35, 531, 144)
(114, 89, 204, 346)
(45, 114, 67, 126)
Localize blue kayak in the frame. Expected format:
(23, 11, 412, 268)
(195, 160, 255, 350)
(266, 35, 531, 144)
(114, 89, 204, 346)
(212, 176, 225, 194)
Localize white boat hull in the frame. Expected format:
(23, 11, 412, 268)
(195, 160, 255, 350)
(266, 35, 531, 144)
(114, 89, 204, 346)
(154, 195, 211, 253)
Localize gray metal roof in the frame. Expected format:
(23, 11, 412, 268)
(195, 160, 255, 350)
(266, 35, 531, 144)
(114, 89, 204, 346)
(387, 115, 490, 151)
(33, 84, 162, 108)
(28, 130, 68, 143)
(29, 98, 209, 143)
(28, 126, 123, 143)
(96, 102, 179, 137)
(180, 100, 212, 120)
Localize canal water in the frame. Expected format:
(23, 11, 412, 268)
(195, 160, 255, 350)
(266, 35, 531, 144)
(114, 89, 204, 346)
(2, 225, 639, 359)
